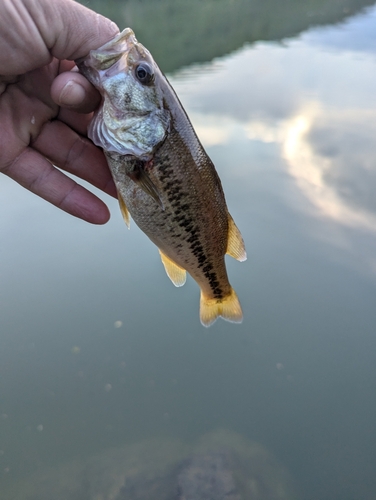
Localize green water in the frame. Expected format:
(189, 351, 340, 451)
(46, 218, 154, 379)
(1, 0, 376, 498)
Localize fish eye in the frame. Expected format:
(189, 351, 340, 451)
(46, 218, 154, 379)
(135, 62, 154, 85)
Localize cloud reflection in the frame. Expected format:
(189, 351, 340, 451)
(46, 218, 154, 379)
(301, 4, 376, 54)
(170, 9, 376, 232)
(282, 104, 376, 230)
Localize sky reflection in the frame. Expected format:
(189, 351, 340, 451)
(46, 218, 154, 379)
(170, 7, 376, 238)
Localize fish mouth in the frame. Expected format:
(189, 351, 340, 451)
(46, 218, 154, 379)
(76, 28, 138, 74)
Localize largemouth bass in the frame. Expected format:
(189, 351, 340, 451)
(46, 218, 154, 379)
(77, 29, 246, 326)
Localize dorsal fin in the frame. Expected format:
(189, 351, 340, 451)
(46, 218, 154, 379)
(226, 214, 247, 262)
(118, 192, 130, 229)
(159, 250, 186, 287)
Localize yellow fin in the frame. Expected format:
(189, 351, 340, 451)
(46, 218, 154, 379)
(200, 288, 243, 327)
(226, 215, 247, 262)
(159, 250, 186, 287)
(118, 193, 130, 229)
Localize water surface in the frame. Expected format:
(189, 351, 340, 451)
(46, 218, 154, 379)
(1, 1, 376, 499)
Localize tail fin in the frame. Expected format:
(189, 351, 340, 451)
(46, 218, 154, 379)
(200, 288, 243, 327)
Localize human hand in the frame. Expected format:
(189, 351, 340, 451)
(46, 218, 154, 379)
(0, 0, 119, 224)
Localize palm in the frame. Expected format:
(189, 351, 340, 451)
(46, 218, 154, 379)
(0, 59, 116, 223)
(0, 61, 58, 168)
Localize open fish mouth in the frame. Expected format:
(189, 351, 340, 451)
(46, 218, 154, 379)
(76, 28, 138, 74)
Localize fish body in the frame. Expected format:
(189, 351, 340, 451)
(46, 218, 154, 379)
(77, 29, 246, 326)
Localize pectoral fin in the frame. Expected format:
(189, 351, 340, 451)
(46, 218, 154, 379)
(118, 192, 130, 229)
(159, 250, 186, 287)
(226, 214, 247, 262)
(128, 164, 164, 209)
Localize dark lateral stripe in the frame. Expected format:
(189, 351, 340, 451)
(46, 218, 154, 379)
(159, 158, 224, 298)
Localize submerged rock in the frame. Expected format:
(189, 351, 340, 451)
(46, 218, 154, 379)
(5, 430, 297, 500)
(175, 451, 241, 500)
(115, 450, 241, 500)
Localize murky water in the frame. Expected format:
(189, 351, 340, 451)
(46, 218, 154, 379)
(2, 1, 376, 498)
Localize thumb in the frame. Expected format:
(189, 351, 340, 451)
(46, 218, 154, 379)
(0, 0, 119, 75)
(36, 0, 120, 60)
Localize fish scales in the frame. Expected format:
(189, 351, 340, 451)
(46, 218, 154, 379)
(108, 127, 230, 301)
(77, 28, 246, 326)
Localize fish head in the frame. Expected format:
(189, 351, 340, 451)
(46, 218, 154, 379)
(77, 28, 170, 159)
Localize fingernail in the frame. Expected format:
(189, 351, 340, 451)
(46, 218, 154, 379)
(59, 81, 86, 107)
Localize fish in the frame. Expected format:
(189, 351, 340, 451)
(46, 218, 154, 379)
(77, 28, 246, 327)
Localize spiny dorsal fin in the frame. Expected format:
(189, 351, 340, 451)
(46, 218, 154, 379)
(159, 250, 186, 287)
(127, 165, 164, 209)
(200, 288, 243, 327)
(118, 192, 130, 229)
(226, 214, 247, 262)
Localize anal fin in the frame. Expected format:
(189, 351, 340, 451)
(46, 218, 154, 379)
(200, 288, 243, 327)
(159, 250, 186, 287)
(226, 214, 247, 262)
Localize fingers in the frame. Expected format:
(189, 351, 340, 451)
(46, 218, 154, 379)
(51, 61, 102, 132)
(0, 0, 119, 75)
(34, 0, 120, 61)
(3, 147, 111, 224)
(32, 120, 117, 199)
(51, 71, 101, 114)
(56, 107, 94, 138)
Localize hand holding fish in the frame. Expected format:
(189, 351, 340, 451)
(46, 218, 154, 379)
(0, 0, 119, 223)
(0, 1, 246, 325)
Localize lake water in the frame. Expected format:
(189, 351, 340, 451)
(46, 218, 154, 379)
(1, 1, 376, 498)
